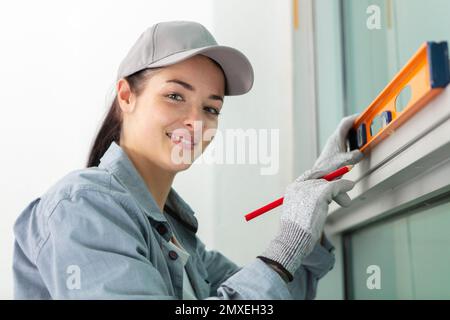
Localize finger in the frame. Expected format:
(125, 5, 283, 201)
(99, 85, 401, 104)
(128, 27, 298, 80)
(329, 149, 363, 167)
(305, 169, 331, 180)
(333, 192, 352, 207)
(343, 113, 360, 124)
(350, 150, 364, 163)
(342, 149, 364, 165)
(338, 113, 360, 136)
(294, 169, 315, 182)
(327, 179, 355, 198)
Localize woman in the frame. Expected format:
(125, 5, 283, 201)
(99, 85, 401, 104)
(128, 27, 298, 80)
(13, 21, 362, 299)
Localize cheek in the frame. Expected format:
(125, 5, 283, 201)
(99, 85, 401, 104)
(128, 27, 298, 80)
(134, 103, 174, 137)
(202, 122, 218, 147)
(152, 101, 182, 127)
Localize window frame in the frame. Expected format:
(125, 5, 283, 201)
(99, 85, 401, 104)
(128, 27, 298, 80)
(309, 0, 450, 300)
(311, 0, 450, 235)
(326, 82, 450, 234)
(342, 191, 450, 299)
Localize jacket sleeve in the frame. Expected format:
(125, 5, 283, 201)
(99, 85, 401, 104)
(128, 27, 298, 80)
(287, 233, 336, 299)
(35, 190, 177, 299)
(197, 233, 335, 300)
(37, 189, 334, 300)
(195, 235, 293, 299)
(38, 190, 288, 300)
(196, 238, 241, 296)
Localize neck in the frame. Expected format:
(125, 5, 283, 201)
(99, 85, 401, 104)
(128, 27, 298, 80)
(120, 144, 175, 213)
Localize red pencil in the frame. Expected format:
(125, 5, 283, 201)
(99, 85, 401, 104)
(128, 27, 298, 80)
(244, 165, 354, 222)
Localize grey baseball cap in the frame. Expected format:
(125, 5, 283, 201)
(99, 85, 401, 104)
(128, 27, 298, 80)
(116, 20, 254, 96)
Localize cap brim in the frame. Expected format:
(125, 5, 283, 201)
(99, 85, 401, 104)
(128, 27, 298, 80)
(146, 45, 254, 96)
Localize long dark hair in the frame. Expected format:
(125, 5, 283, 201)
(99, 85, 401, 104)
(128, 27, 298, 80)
(86, 68, 161, 167)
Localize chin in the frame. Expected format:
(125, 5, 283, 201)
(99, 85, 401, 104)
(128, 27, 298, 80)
(174, 164, 192, 173)
(166, 146, 203, 173)
(163, 163, 191, 174)
(163, 157, 194, 173)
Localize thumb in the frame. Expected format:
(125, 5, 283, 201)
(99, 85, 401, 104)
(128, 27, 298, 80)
(333, 192, 352, 207)
(338, 113, 360, 136)
(327, 179, 355, 198)
(340, 149, 363, 166)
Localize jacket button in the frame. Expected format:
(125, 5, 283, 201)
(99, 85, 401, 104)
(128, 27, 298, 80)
(156, 224, 168, 235)
(168, 250, 178, 260)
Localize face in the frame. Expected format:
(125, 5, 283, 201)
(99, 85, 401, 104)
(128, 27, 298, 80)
(117, 54, 225, 173)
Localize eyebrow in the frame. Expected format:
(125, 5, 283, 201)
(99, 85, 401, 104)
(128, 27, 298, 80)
(165, 79, 224, 102)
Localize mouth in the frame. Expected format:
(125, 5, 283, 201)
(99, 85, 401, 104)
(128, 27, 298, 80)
(166, 132, 198, 149)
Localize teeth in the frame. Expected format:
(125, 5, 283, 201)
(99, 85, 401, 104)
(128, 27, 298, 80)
(166, 132, 194, 145)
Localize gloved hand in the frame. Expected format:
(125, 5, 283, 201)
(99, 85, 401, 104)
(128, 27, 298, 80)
(299, 113, 363, 181)
(258, 114, 363, 282)
(258, 178, 355, 281)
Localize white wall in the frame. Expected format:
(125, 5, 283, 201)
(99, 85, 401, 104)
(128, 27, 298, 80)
(0, 0, 215, 299)
(0, 0, 296, 299)
(209, 0, 295, 264)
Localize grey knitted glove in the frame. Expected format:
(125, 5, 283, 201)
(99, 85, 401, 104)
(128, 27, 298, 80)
(302, 113, 363, 181)
(291, 113, 363, 210)
(258, 114, 362, 281)
(259, 178, 355, 281)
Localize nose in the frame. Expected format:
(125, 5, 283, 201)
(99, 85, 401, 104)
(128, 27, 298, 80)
(183, 107, 204, 131)
(177, 107, 205, 145)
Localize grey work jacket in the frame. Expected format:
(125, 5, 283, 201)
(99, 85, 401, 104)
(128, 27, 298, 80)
(13, 141, 335, 299)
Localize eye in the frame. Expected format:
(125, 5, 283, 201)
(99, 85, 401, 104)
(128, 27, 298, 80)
(166, 93, 184, 102)
(204, 106, 221, 116)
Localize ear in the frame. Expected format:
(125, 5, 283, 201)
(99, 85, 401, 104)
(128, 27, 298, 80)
(117, 79, 136, 113)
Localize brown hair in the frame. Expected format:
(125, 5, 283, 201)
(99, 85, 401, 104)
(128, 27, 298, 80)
(86, 68, 161, 167)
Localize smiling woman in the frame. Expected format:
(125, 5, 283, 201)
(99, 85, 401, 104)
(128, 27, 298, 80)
(12, 20, 356, 300)
(87, 59, 225, 170)
(109, 56, 225, 198)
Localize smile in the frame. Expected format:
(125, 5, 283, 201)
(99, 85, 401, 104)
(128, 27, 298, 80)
(166, 132, 198, 149)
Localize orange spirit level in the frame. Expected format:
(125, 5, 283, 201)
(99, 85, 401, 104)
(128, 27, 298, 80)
(348, 42, 450, 153)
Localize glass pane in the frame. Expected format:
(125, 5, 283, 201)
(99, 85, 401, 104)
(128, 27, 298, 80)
(408, 199, 450, 299)
(347, 196, 450, 299)
(342, 0, 393, 115)
(342, 0, 450, 115)
(393, 0, 450, 68)
(314, 0, 345, 150)
(348, 216, 413, 299)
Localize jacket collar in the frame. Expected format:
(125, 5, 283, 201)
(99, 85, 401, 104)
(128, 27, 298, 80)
(98, 141, 198, 233)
